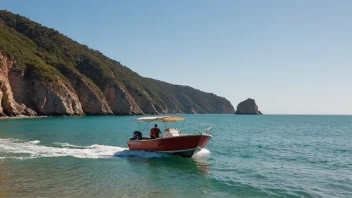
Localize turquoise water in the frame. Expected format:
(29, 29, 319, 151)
(0, 115, 351, 198)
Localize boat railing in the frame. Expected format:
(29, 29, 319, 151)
(179, 123, 214, 135)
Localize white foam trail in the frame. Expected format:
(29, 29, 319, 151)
(53, 142, 85, 148)
(0, 138, 127, 159)
(0, 138, 172, 160)
(193, 148, 211, 158)
(28, 140, 40, 144)
(0, 156, 35, 160)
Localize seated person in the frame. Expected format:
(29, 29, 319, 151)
(150, 124, 161, 139)
(130, 131, 142, 140)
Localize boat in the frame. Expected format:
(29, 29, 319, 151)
(127, 116, 213, 158)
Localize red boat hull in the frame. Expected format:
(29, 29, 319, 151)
(127, 134, 212, 158)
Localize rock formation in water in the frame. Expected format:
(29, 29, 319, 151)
(235, 98, 263, 115)
(0, 10, 235, 117)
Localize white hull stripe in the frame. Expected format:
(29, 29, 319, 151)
(157, 147, 201, 153)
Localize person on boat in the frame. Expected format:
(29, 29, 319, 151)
(150, 124, 161, 139)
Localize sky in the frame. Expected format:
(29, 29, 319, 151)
(1, 0, 351, 114)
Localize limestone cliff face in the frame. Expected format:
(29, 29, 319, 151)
(30, 80, 84, 115)
(0, 52, 36, 117)
(5, 53, 84, 116)
(220, 102, 237, 114)
(66, 72, 113, 115)
(235, 98, 263, 115)
(103, 86, 141, 115)
(129, 87, 160, 114)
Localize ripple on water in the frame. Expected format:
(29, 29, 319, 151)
(0, 115, 352, 197)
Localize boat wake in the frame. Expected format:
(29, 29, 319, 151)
(53, 142, 86, 148)
(0, 138, 166, 160)
(194, 148, 211, 156)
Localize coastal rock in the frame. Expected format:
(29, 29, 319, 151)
(24, 107, 37, 116)
(192, 108, 197, 114)
(129, 87, 159, 114)
(217, 98, 236, 114)
(235, 98, 262, 115)
(52, 64, 113, 115)
(68, 73, 113, 115)
(154, 104, 167, 114)
(7, 59, 84, 116)
(31, 80, 84, 116)
(0, 52, 37, 117)
(103, 86, 142, 115)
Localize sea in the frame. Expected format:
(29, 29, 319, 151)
(0, 115, 351, 198)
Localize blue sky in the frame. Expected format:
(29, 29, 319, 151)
(1, 0, 351, 114)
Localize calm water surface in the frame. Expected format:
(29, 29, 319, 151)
(0, 115, 351, 198)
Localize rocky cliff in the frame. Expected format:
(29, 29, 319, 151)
(0, 10, 235, 117)
(235, 98, 263, 115)
(2, 52, 83, 116)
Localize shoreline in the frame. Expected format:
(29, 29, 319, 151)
(0, 114, 350, 120)
(0, 114, 144, 120)
(0, 115, 49, 120)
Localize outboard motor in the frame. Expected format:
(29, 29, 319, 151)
(132, 131, 143, 140)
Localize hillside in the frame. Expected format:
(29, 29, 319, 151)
(0, 10, 235, 116)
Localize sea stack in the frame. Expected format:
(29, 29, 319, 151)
(235, 98, 263, 115)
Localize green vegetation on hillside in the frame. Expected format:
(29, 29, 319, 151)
(0, 10, 234, 114)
